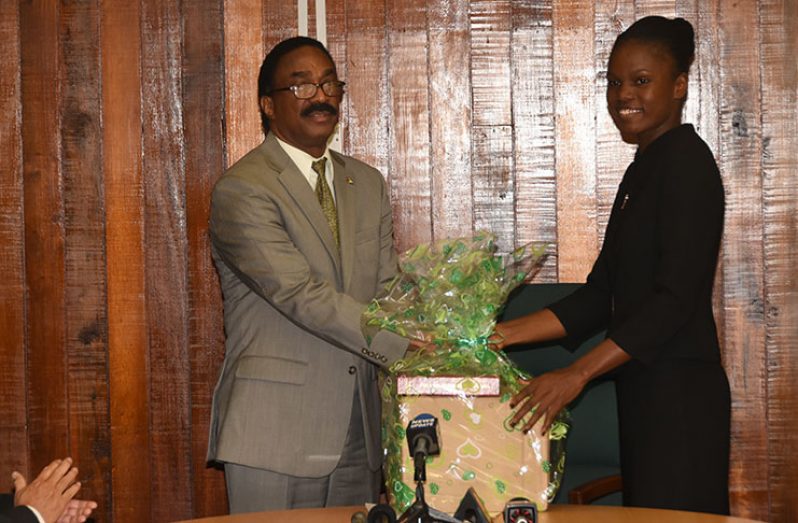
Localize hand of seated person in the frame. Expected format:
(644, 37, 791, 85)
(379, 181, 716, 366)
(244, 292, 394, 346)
(56, 498, 97, 523)
(13, 458, 89, 523)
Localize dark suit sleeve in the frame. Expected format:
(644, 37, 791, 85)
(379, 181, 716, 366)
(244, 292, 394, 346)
(0, 494, 39, 523)
(604, 149, 723, 364)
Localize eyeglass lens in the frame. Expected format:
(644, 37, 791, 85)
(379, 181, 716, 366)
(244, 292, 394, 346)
(294, 81, 344, 99)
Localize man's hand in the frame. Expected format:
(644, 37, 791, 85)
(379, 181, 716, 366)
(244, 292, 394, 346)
(56, 499, 98, 523)
(13, 458, 82, 523)
(407, 338, 437, 353)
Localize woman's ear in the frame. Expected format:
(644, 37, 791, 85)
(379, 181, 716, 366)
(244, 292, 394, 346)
(674, 72, 688, 100)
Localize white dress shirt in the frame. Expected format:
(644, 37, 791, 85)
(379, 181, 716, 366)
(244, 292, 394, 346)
(274, 136, 336, 204)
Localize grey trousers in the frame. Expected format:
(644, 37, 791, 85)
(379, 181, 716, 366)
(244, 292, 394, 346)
(224, 390, 380, 513)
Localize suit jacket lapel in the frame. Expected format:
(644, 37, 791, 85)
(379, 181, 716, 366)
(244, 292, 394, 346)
(332, 151, 355, 292)
(263, 135, 341, 271)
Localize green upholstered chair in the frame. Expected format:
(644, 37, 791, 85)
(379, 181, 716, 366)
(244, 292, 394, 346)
(501, 283, 622, 506)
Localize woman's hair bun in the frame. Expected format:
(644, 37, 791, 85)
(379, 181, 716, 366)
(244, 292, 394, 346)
(614, 15, 695, 73)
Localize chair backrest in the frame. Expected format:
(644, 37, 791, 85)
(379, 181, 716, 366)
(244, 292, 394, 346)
(501, 283, 622, 505)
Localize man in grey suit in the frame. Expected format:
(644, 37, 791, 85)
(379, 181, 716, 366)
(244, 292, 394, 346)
(207, 36, 411, 512)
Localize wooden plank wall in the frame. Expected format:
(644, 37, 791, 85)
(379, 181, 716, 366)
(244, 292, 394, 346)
(0, 1, 795, 521)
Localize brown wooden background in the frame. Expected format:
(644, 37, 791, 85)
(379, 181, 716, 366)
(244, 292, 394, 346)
(1, 1, 795, 522)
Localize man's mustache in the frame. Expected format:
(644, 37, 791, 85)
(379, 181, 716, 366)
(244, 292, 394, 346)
(301, 103, 338, 117)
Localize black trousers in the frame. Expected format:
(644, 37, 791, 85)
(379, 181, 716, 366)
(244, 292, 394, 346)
(616, 359, 731, 515)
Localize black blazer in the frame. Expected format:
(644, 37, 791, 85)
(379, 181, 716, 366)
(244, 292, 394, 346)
(550, 124, 724, 368)
(0, 494, 37, 523)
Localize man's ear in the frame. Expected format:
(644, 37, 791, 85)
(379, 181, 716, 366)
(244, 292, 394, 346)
(674, 72, 688, 100)
(260, 96, 274, 120)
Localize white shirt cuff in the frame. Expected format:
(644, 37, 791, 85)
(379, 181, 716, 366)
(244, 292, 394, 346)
(26, 505, 46, 523)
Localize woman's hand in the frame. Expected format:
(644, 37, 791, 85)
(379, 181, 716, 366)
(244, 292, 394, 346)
(488, 309, 567, 352)
(488, 323, 508, 351)
(509, 366, 589, 435)
(509, 338, 632, 435)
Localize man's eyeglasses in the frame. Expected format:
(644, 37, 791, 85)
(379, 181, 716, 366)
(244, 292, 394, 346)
(268, 80, 346, 100)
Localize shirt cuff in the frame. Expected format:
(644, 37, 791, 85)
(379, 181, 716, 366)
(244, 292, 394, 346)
(26, 505, 46, 523)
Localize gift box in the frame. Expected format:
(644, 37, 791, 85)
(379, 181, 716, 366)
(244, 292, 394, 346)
(365, 234, 567, 514)
(387, 375, 552, 515)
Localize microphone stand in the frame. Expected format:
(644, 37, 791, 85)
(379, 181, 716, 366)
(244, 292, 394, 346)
(396, 445, 462, 523)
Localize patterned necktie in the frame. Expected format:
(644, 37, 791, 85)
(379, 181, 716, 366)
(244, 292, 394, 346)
(312, 158, 339, 247)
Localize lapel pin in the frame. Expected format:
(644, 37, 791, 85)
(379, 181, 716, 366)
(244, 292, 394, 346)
(346, 176, 354, 185)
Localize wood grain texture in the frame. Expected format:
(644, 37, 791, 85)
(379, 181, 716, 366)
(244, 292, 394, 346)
(759, 1, 798, 521)
(471, 0, 514, 252)
(717, 0, 768, 519)
(552, 0, 597, 281)
(691, 0, 726, 411)
(0, 0, 27, 479)
(675, 0, 702, 134)
(258, 0, 297, 152)
(20, 0, 69, 472)
(261, 1, 297, 59)
(386, 0, 432, 252)
(341, 0, 390, 173)
(325, 0, 347, 152)
(470, 0, 512, 127)
(511, 0, 557, 282)
(182, 0, 228, 518)
(224, 0, 265, 166)
(472, 125, 515, 253)
(101, 1, 151, 521)
(694, 0, 722, 155)
(635, 0, 677, 18)
(58, 0, 111, 512)
(141, 0, 192, 519)
(429, 0, 473, 241)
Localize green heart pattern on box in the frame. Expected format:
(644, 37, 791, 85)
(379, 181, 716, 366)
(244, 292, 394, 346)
(382, 375, 568, 515)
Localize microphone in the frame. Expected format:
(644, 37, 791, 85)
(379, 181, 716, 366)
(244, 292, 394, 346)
(405, 413, 441, 482)
(503, 498, 537, 523)
(366, 504, 397, 523)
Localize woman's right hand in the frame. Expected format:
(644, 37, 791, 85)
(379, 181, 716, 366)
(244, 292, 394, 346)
(489, 308, 567, 351)
(488, 323, 509, 351)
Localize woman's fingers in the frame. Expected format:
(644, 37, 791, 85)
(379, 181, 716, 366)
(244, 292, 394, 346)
(508, 379, 566, 435)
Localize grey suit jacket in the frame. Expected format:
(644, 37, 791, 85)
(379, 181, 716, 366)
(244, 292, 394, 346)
(207, 133, 408, 478)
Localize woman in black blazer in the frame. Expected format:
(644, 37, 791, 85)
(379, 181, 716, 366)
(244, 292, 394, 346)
(493, 16, 730, 515)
